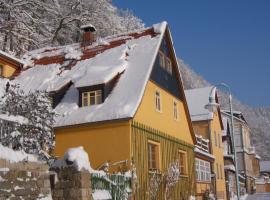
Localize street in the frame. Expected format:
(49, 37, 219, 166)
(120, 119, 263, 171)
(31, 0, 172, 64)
(246, 193, 270, 200)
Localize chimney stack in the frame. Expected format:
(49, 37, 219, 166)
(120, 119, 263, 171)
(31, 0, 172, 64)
(80, 24, 96, 46)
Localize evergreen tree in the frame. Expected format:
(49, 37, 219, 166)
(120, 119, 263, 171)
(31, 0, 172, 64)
(0, 82, 55, 157)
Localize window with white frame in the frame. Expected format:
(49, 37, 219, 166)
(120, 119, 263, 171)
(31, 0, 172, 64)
(166, 57, 172, 75)
(173, 100, 179, 120)
(148, 141, 160, 170)
(195, 158, 211, 182)
(179, 150, 188, 175)
(158, 51, 166, 69)
(155, 90, 161, 112)
(82, 90, 102, 107)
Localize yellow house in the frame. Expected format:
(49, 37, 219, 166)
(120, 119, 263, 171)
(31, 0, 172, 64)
(0, 50, 23, 78)
(185, 87, 227, 200)
(17, 22, 196, 199)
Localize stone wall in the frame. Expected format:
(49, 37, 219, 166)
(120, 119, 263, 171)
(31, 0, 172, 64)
(50, 167, 92, 200)
(0, 158, 51, 200)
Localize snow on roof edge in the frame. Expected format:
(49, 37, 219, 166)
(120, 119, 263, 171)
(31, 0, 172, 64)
(0, 50, 24, 65)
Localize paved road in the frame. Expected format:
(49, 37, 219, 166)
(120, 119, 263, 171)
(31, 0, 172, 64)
(246, 193, 270, 200)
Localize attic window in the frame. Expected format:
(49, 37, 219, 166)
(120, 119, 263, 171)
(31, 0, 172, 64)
(82, 90, 102, 107)
(158, 50, 172, 75)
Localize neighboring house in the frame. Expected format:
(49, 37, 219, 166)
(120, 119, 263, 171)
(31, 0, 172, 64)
(256, 161, 270, 193)
(222, 111, 259, 195)
(185, 87, 227, 200)
(221, 116, 237, 199)
(0, 50, 23, 78)
(15, 22, 196, 199)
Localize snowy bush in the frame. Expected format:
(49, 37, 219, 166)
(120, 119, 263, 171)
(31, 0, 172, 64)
(0, 82, 55, 158)
(164, 160, 180, 200)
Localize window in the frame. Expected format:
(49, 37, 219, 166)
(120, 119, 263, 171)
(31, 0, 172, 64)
(179, 150, 188, 175)
(158, 51, 166, 69)
(216, 163, 219, 179)
(173, 100, 178, 120)
(0, 65, 3, 76)
(155, 90, 161, 112)
(148, 141, 160, 170)
(195, 158, 211, 182)
(158, 50, 173, 75)
(166, 57, 172, 75)
(214, 131, 217, 147)
(220, 164, 223, 179)
(218, 133, 221, 148)
(82, 90, 102, 107)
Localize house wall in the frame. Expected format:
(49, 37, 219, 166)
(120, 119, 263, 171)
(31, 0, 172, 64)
(54, 120, 131, 171)
(134, 80, 194, 144)
(0, 59, 17, 77)
(131, 121, 195, 200)
(210, 112, 227, 200)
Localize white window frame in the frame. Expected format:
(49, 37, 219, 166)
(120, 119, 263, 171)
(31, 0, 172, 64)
(158, 51, 166, 69)
(179, 150, 188, 175)
(173, 100, 179, 120)
(155, 90, 162, 112)
(82, 90, 102, 107)
(148, 140, 161, 171)
(195, 158, 211, 182)
(166, 57, 172, 75)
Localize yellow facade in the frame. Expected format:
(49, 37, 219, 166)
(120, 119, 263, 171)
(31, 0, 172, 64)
(0, 60, 17, 77)
(210, 112, 227, 200)
(54, 120, 131, 171)
(135, 80, 194, 144)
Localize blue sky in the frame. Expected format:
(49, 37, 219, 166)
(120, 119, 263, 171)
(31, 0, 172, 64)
(113, 1, 270, 107)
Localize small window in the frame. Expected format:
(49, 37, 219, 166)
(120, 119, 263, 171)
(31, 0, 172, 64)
(82, 90, 102, 107)
(214, 131, 217, 147)
(0, 65, 3, 76)
(148, 141, 160, 170)
(196, 158, 211, 182)
(218, 133, 221, 148)
(173, 100, 178, 120)
(166, 57, 172, 74)
(158, 51, 166, 69)
(220, 164, 223, 179)
(216, 163, 219, 179)
(155, 90, 161, 112)
(179, 150, 188, 175)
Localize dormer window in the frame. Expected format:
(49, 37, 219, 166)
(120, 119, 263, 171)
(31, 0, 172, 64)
(82, 90, 102, 107)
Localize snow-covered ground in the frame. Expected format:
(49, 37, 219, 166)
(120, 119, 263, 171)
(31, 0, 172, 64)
(246, 193, 270, 200)
(0, 144, 38, 163)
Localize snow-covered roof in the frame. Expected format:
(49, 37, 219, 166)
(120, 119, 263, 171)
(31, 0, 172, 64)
(184, 87, 214, 121)
(0, 50, 24, 65)
(194, 147, 215, 160)
(260, 161, 270, 172)
(15, 22, 168, 127)
(224, 164, 236, 172)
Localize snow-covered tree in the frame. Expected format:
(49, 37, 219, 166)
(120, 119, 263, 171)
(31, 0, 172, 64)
(0, 82, 55, 157)
(164, 160, 180, 200)
(149, 170, 162, 200)
(0, 0, 144, 55)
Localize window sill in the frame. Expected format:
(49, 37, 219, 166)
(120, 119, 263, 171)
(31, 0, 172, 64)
(180, 174, 189, 178)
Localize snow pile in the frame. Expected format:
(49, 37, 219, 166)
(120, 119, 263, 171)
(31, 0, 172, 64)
(92, 190, 112, 200)
(0, 144, 38, 163)
(0, 78, 8, 97)
(189, 196, 196, 200)
(64, 46, 83, 60)
(52, 146, 94, 172)
(153, 21, 167, 34)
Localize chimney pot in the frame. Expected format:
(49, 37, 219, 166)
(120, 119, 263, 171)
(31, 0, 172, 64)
(80, 24, 96, 46)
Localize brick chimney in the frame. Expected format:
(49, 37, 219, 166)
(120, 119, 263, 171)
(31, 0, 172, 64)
(80, 24, 96, 46)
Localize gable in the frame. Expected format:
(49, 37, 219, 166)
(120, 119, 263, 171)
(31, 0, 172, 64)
(150, 31, 182, 99)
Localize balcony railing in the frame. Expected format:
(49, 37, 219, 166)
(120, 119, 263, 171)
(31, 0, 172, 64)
(195, 134, 210, 153)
